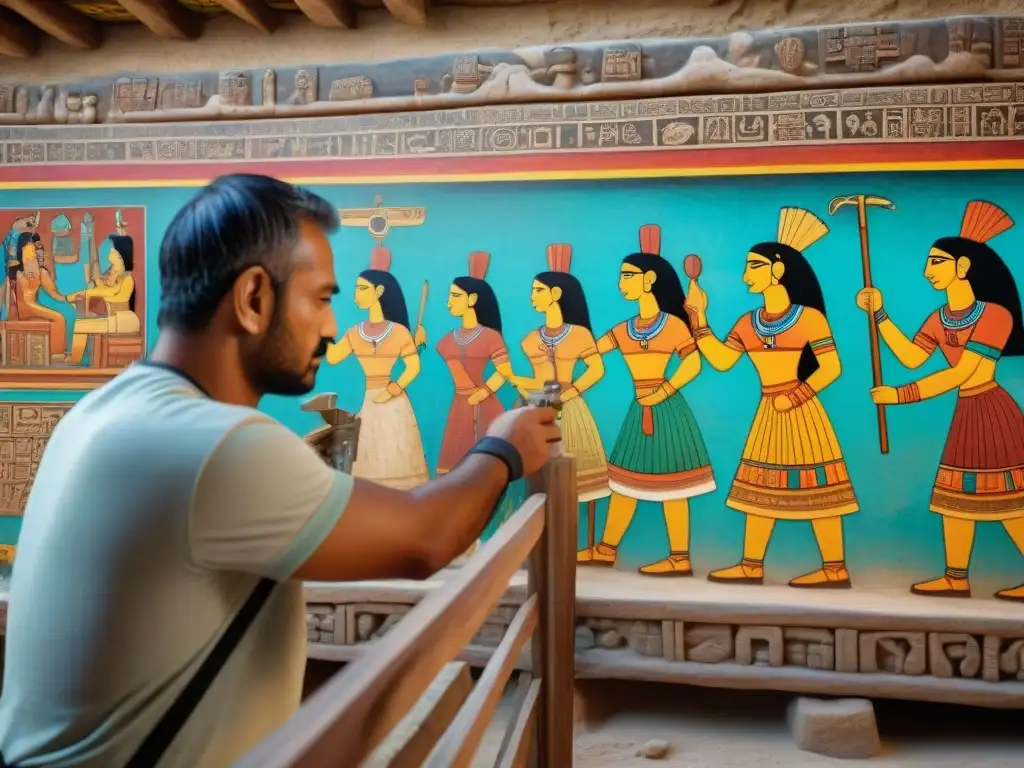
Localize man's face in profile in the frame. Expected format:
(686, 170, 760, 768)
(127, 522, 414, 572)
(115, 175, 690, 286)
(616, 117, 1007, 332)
(248, 221, 339, 396)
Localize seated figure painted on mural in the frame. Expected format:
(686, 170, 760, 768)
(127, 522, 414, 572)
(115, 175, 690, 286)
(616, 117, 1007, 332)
(325, 245, 430, 490)
(6, 232, 68, 363)
(861, 200, 1024, 602)
(64, 234, 139, 365)
(580, 225, 715, 576)
(509, 243, 611, 551)
(688, 207, 858, 589)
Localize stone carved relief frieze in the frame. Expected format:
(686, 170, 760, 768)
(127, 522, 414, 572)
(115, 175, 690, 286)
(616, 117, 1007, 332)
(0, 15, 1023, 129)
(2, 82, 1024, 167)
(306, 602, 1024, 691)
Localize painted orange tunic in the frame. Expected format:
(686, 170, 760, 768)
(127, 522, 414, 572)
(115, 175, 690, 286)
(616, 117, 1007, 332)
(10, 271, 66, 356)
(912, 301, 1024, 521)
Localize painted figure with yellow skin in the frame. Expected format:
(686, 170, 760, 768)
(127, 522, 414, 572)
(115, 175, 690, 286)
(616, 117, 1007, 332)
(325, 246, 430, 490)
(688, 207, 859, 588)
(7, 232, 68, 361)
(64, 234, 139, 365)
(579, 225, 715, 576)
(860, 200, 1024, 601)
(510, 244, 612, 532)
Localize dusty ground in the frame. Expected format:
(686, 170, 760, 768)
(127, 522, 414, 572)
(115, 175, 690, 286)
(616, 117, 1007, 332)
(305, 661, 1023, 766)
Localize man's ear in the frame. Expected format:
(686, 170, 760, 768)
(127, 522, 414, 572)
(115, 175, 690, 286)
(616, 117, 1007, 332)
(232, 266, 277, 335)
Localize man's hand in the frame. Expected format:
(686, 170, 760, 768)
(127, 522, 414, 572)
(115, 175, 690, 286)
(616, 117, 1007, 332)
(486, 406, 561, 477)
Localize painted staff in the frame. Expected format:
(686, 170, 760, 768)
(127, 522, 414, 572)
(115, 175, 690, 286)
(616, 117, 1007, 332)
(828, 193, 896, 454)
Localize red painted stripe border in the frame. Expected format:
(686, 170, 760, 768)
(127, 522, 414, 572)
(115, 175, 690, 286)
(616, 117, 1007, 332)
(0, 140, 1021, 185)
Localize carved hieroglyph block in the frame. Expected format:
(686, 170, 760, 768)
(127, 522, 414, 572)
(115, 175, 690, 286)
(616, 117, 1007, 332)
(836, 629, 859, 673)
(982, 636, 1024, 682)
(344, 602, 412, 644)
(784, 628, 836, 671)
(628, 621, 664, 657)
(685, 624, 735, 663)
(736, 626, 784, 667)
(929, 633, 982, 678)
(858, 631, 927, 675)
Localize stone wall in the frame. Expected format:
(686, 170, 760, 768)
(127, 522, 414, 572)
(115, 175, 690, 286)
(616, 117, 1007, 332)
(4, 0, 1024, 84)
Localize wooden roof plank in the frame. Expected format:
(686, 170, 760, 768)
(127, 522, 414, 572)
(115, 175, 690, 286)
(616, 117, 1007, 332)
(293, 0, 355, 29)
(117, 0, 204, 40)
(0, 0, 102, 50)
(0, 6, 40, 57)
(217, 0, 279, 34)
(382, 0, 426, 26)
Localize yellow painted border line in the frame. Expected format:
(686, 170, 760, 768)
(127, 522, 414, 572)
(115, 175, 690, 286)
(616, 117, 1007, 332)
(0, 158, 1019, 190)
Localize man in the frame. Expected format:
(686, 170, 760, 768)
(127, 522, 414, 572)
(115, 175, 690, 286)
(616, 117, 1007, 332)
(0, 174, 559, 768)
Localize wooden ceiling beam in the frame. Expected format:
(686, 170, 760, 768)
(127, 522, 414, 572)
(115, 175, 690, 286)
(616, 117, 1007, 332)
(293, 0, 355, 29)
(117, 0, 203, 41)
(0, 6, 40, 57)
(0, 0, 102, 49)
(382, 0, 427, 27)
(217, 0, 279, 35)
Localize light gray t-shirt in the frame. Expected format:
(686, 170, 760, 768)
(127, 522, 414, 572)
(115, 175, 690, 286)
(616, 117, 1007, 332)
(0, 363, 353, 767)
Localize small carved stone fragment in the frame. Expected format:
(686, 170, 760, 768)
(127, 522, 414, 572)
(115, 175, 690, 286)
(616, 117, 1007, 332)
(601, 45, 642, 82)
(330, 76, 374, 102)
(735, 626, 784, 667)
(575, 624, 595, 651)
(775, 37, 805, 74)
(293, 68, 318, 105)
(451, 55, 482, 94)
(356, 612, 380, 640)
(998, 638, 1024, 679)
(263, 70, 276, 106)
(783, 628, 835, 671)
(547, 47, 578, 89)
(929, 633, 982, 678)
(598, 629, 623, 649)
(788, 697, 879, 760)
(413, 77, 430, 97)
(835, 629, 859, 672)
(628, 621, 663, 658)
(685, 624, 734, 663)
(858, 631, 926, 676)
(159, 79, 204, 111)
(218, 71, 251, 107)
(639, 739, 670, 759)
(0, 86, 13, 114)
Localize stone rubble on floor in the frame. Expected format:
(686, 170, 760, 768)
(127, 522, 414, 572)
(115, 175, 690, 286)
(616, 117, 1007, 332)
(788, 697, 880, 760)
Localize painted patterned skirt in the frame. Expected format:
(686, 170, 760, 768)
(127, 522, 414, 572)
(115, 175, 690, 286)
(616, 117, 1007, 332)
(561, 396, 611, 502)
(352, 387, 430, 491)
(930, 381, 1024, 522)
(726, 388, 858, 520)
(437, 391, 505, 475)
(607, 390, 715, 502)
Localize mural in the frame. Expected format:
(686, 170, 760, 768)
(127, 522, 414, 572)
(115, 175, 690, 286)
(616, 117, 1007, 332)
(862, 200, 1024, 603)
(0, 206, 146, 390)
(5, 170, 1024, 602)
(689, 207, 857, 589)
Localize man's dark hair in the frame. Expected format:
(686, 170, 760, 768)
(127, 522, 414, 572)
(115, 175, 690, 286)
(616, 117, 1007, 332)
(158, 174, 339, 331)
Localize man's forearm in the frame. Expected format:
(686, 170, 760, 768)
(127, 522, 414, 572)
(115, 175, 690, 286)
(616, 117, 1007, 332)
(410, 454, 510, 565)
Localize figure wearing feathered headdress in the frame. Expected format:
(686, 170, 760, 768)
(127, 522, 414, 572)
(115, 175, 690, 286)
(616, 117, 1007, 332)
(685, 206, 859, 590)
(862, 199, 1024, 602)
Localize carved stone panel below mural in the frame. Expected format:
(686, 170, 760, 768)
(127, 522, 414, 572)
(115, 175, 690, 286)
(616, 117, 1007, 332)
(0, 402, 72, 515)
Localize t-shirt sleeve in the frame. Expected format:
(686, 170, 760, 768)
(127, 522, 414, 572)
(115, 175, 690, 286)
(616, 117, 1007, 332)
(912, 312, 941, 356)
(967, 304, 1014, 360)
(803, 308, 837, 356)
(189, 418, 355, 580)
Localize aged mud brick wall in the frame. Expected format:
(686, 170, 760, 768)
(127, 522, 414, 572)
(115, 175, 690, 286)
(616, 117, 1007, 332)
(4, 0, 1024, 83)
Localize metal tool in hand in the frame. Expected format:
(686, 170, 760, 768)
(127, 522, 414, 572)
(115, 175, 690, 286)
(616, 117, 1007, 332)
(828, 193, 896, 455)
(302, 392, 362, 473)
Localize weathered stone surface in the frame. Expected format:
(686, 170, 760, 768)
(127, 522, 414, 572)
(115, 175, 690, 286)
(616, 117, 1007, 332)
(788, 697, 880, 760)
(2, 15, 1022, 125)
(639, 739, 670, 759)
(575, 624, 596, 651)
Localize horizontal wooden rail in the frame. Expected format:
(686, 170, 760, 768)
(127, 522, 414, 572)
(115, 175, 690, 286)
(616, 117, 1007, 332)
(235, 493, 547, 768)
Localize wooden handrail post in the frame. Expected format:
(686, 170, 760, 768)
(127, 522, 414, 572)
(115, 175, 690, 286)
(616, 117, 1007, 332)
(527, 453, 578, 768)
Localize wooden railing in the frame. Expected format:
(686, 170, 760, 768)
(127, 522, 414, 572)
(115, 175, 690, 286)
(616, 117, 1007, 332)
(235, 454, 578, 768)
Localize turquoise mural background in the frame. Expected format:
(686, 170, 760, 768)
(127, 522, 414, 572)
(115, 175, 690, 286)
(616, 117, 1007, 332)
(3, 170, 1024, 591)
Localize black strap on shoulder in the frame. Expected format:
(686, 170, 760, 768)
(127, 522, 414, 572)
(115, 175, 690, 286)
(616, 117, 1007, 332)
(125, 577, 276, 768)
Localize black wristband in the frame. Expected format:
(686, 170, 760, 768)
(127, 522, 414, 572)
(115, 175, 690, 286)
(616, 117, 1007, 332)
(468, 436, 524, 484)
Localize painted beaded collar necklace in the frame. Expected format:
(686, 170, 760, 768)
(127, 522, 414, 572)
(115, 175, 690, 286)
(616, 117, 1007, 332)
(940, 300, 984, 330)
(753, 305, 803, 349)
(358, 320, 394, 353)
(454, 325, 484, 346)
(627, 312, 668, 350)
(539, 323, 571, 362)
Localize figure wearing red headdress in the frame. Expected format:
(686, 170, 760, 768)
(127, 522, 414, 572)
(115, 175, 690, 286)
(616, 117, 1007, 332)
(436, 251, 516, 474)
(325, 246, 429, 490)
(861, 200, 1024, 601)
